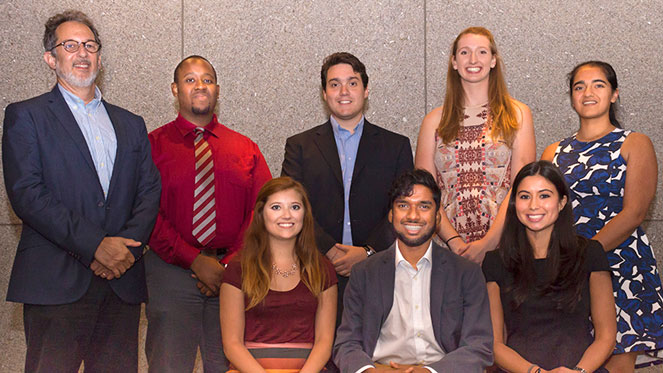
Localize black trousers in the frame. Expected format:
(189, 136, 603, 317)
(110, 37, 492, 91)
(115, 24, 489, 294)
(23, 275, 141, 373)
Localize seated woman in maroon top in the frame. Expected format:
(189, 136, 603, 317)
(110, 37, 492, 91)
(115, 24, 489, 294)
(220, 177, 338, 372)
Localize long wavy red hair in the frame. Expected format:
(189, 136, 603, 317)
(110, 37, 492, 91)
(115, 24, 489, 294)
(438, 27, 519, 146)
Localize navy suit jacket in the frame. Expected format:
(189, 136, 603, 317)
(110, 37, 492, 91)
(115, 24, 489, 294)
(2, 86, 161, 305)
(281, 119, 413, 253)
(333, 242, 493, 373)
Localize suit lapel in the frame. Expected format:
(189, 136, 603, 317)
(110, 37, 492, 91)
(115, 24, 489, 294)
(380, 246, 396, 324)
(47, 87, 96, 172)
(429, 242, 447, 341)
(352, 120, 377, 180)
(104, 101, 124, 201)
(313, 121, 343, 185)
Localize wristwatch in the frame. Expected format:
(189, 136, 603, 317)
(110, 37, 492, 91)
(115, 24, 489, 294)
(363, 245, 376, 257)
(572, 367, 587, 373)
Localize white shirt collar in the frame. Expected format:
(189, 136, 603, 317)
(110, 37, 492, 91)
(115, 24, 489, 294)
(395, 240, 433, 270)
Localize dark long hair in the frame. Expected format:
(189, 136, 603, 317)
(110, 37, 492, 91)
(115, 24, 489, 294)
(568, 60, 621, 128)
(241, 177, 326, 310)
(498, 161, 587, 311)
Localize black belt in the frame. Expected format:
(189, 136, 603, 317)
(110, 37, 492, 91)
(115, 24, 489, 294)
(200, 248, 228, 258)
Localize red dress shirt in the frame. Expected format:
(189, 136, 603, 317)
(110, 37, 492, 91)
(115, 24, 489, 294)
(148, 114, 272, 268)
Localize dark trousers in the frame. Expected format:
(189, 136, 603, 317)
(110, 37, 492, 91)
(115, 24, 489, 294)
(144, 250, 227, 373)
(23, 275, 141, 373)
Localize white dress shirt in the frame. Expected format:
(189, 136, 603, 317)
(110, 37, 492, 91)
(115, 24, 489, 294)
(356, 241, 445, 373)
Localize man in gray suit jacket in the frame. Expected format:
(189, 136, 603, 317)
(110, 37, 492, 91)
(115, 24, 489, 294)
(333, 169, 492, 372)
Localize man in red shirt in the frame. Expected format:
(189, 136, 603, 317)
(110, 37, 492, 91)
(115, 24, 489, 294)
(146, 55, 272, 372)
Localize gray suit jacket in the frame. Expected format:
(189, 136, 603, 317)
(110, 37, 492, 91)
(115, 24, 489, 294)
(333, 241, 493, 372)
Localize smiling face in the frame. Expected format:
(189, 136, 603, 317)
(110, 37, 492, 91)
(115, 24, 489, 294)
(323, 63, 368, 129)
(43, 21, 101, 91)
(452, 33, 496, 85)
(172, 57, 219, 126)
(389, 184, 440, 250)
(263, 188, 305, 244)
(571, 65, 619, 122)
(515, 175, 567, 242)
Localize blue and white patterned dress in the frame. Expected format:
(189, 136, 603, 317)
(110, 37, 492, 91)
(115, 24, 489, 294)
(553, 128, 663, 366)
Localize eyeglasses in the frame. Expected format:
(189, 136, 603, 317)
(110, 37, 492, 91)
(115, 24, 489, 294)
(50, 39, 101, 54)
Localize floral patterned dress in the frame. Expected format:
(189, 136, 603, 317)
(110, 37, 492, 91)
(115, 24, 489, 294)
(434, 104, 511, 243)
(553, 128, 663, 366)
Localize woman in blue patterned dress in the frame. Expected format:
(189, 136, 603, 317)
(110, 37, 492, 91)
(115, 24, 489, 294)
(542, 61, 663, 372)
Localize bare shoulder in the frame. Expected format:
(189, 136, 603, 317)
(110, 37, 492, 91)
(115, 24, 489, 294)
(509, 98, 532, 123)
(510, 97, 530, 112)
(623, 131, 654, 148)
(541, 141, 561, 161)
(421, 106, 444, 132)
(622, 131, 656, 161)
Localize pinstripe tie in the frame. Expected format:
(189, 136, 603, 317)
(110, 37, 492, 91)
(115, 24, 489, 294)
(192, 128, 216, 246)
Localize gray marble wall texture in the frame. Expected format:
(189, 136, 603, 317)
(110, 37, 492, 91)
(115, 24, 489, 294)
(1, 1, 661, 371)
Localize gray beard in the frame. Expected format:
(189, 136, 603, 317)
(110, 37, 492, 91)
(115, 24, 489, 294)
(55, 65, 98, 88)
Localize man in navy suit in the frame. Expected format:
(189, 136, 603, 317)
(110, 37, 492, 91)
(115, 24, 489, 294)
(2, 10, 161, 372)
(281, 52, 413, 328)
(333, 170, 492, 372)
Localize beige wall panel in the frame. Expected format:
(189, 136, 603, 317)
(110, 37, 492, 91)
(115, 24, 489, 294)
(425, 2, 663, 321)
(0, 225, 23, 372)
(1, 0, 662, 371)
(0, 1, 181, 370)
(180, 0, 426, 175)
(0, 0, 182, 225)
(645, 220, 663, 279)
(425, 0, 663, 220)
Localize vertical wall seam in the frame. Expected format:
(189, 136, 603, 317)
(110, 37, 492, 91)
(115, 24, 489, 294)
(423, 0, 427, 116)
(181, 0, 185, 59)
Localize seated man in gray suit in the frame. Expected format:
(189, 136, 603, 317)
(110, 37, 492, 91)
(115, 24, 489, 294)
(333, 169, 493, 372)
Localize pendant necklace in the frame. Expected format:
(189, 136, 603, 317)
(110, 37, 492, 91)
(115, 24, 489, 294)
(272, 263, 298, 278)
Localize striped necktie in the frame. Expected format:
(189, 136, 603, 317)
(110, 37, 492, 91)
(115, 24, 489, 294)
(192, 128, 216, 246)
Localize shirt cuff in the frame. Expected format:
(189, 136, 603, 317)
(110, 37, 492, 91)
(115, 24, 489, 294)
(220, 248, 239, 264)
(179, 245, 201, 269)
(355, 365, 375, 373)
(424, 366, 438, 373)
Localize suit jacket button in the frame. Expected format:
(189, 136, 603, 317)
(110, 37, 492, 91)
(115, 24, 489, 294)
(97, 201, 104, 207)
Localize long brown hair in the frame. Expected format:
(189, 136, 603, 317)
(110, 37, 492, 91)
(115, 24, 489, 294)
(438, 27, 519, 146)
(241, 177, 327, 310)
